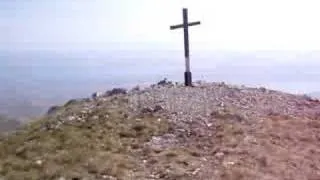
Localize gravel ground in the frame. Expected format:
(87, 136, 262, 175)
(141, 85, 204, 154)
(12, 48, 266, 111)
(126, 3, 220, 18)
(124, 81, 320, 180)
(128, 81, 320, 121)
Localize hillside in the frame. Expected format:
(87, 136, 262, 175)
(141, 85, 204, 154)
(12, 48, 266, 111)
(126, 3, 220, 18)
(0, 80, 320, 180)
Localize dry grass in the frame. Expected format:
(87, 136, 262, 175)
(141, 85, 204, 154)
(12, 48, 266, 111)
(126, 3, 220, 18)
(139, 146, 202, 180)
(0, 95, 203, 180)
(0, 98, 170, 180)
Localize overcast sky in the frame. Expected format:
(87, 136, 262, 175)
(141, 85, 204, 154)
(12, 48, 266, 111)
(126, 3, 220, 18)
(1, 0, 320, 51)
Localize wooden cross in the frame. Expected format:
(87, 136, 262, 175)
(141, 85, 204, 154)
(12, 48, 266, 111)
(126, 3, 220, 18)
(170, 8, 201, 86)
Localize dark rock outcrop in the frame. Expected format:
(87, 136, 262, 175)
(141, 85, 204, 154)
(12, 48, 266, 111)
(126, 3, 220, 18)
(47, 106, 61, 115)
(105, 88, 127, 96)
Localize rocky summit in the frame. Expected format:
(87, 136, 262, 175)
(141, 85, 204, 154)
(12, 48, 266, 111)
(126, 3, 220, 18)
(1, 81, 320, 180)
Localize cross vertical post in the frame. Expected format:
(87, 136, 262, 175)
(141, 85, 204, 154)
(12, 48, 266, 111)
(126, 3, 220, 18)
(183, 9, 191, 86)
(170, 8, 200, 86)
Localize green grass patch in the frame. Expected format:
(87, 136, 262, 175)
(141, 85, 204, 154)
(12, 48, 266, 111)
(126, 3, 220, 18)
(0, 101, 170, 180)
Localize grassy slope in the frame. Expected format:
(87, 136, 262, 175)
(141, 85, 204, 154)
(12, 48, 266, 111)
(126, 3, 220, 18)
(0, 96, 200, 180)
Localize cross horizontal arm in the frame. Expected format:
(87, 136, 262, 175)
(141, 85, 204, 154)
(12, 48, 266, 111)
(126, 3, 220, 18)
(170, 21, 201, 30)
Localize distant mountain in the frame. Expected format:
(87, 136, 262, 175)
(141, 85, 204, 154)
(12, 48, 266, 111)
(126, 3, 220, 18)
(0, 93, 46, 121)
(308, 91, 320, 99)
(0, 114, 22, 133)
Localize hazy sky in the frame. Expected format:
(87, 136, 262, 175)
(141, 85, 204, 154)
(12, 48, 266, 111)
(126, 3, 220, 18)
(2, 0, 320, 51)
(3, 0, 320, 118)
